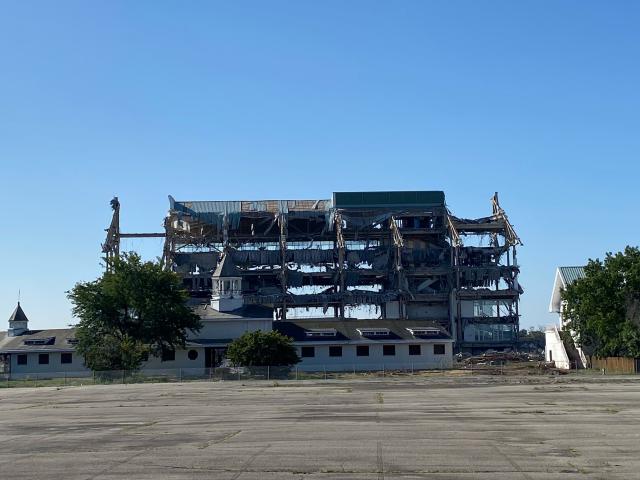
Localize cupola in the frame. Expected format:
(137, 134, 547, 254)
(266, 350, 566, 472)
(8, 302, 29, 337)
(211, 252, 243, 312)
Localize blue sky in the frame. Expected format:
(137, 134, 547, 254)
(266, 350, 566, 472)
(1, 1, 639, 330)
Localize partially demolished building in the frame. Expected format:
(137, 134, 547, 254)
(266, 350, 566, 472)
(103, 191, 522, 353)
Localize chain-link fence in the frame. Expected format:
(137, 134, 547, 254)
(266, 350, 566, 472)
(0, 359, 593, 388)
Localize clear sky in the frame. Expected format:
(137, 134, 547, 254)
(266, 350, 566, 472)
(1, 1, 639, 331)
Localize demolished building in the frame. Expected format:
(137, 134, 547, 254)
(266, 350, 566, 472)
(103, 191, 523, 354)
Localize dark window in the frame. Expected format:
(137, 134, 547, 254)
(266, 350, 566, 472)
(433, 344, 446, 355)
(188, 349, 199, 360)
(17, 354, 27, 365)
(301, 346, 315, 358)
(329, 346, 342, 357)
(38, 353, 49, 365)
(356, 345, 369, 357)
(161, 350, 175, 362)
(409, 345, 421, 356)
(61, 353, 72, 364)
(383, 345, 396, 356)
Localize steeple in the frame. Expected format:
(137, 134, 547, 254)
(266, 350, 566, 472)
(8, 302, 29, 336)
(211, 252, 243, 312)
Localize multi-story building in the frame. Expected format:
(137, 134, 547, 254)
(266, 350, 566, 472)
(126, 190, 522, 354)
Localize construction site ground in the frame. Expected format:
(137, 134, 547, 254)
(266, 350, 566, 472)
(1, 374, 638, 479)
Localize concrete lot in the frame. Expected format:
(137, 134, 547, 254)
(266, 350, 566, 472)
(1, 376, 639, 479)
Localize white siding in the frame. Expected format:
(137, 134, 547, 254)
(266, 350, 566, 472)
(295, 341, 453, 371)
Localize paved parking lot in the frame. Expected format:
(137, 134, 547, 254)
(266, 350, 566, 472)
(1, 375, 639, 479)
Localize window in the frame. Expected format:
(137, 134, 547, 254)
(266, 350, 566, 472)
(329, 346, 342, 357)
(24, 337, 55, 346)
(305, 329, 337, 338)
(17, 354, 27, 365)
(408, 345, 421, 356)
(61, 353, 72, 364)
(433, 344, 446, 355)
(38, 353, 49, 365)
(407, 327, 440, 337)
(301, 346, 315, 358)
(188, 349, 199, 360)
(356, 345, 369, 357)
(383, 345, 396, 356)
(161, 350, 175, 362)
(357, 328, 390, 338)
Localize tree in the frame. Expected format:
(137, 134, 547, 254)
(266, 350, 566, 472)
(562, 246, 640, 359)
(518, 328, 545, 350)
(226, 330, 300, 366)
(68, 253, 202, 371)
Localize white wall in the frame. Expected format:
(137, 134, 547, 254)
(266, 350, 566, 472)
(9, 350, 89, 377)
(545, 326, 570, 370)
(141, 347, 206, 370)
(294, 341, 453, 371)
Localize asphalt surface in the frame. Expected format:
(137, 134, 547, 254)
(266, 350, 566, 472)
(1, 375, 639, 479)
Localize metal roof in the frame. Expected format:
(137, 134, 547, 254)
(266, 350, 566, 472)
(274, 319, 451, 343)
(0, 328, 76, 353)
(213, 253, 241, 277)
(559, 266, 586, 286)
(8, 303, 29, 323)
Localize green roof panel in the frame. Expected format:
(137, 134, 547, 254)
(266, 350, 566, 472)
(333, 191, 445, 208)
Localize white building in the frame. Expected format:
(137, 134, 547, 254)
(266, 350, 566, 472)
(546, 266, 587, 369)
(0, 254, 453, 377)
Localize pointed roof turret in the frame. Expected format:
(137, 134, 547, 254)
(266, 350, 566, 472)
(9, 302, 29, 323)
(213, 252, 240, 278)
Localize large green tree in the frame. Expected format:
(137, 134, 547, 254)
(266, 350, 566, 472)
(68, 253, 201, 371)
(562, 246, 640, 359)
(226, 330, 300, 367)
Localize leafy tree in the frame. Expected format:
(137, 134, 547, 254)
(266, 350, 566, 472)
(226, 330, 300, 366)
(562, 246, 640, 359)
(68, 253, 201, 371)
(518, 328, 545, 350)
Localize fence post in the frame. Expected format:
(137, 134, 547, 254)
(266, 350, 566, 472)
(295, 366, 298, 381)
(34, 375, 38, 388)
(324, 366, 327, 380)
(267, 366, 270, 381)
(93, 370, 96, 385)
(411, 363, 414, 375)
(64, 372, 67, 386)
(382, 364, 385, 377)
(179, 368, 182, 383)
(121, 370, 125, 384)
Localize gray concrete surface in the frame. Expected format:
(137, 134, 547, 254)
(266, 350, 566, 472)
(1, 376, 639, 479)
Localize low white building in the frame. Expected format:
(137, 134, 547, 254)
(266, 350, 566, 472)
(274, 320, 453, 371)
(0, 254, 453, 377)
(546, 266, 587, 369)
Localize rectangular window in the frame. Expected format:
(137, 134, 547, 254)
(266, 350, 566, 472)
(433, 344, 446, 355)
(356, 345, 369, 357)
(17, 354, 27, 365)
(161, 350, 175, 362)
(408, 345, 421, 356)
(383, 345, 396, 356)
(38, 353, 49, 365)
(329, 346, 342, 357)
(61, 353, 73, 364)
(301, 346, 315, 358)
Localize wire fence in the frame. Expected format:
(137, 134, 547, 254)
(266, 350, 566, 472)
(0, 360, 606, 388)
